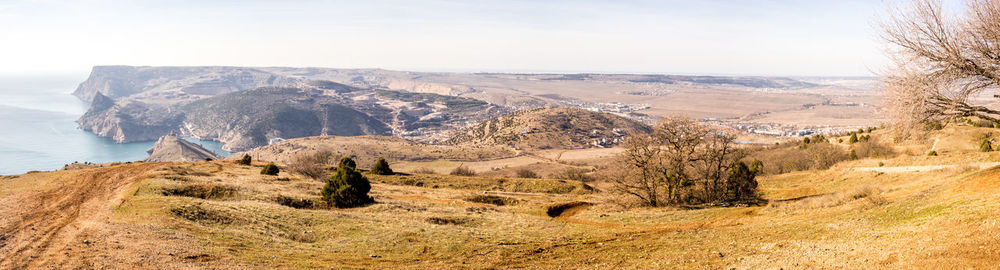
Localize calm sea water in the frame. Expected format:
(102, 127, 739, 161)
(0, 75, 230, 175)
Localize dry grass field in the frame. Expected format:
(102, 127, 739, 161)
(3, 126, 1000, 268)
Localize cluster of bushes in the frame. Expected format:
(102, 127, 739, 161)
(749, 143, 848, 174)
(549, 168, 595, 182)
(288, 150, 333, 180)
(611, 116, 763, 206)
(750, 134, 895, 174)
(802, 134, 827, 146)
(450, 166, 477, 176)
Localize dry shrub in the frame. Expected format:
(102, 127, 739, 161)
(426, 216, 473, 226)
(163, 175, 192, 182)
(410, 167, 437, 174)
(749, 143, 848, 174)
(450, 166, 477, 176)
(170, 203, 238, 224)
(165, 166, 212, 176)
(283, 230, 318, 243)
(464, 195, 519, 206)
(845, 185, 880, 200)
(515, 168, 540, 178)
(288, 150, 333, 180)
(549, 168, 595, 182)
(275, 195, 320, 209)
(952, 164, 981, 174)
(853, 140, 896, 159)
(162, 184, 238, 200)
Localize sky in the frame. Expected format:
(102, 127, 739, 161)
(0, 0, 900, 76)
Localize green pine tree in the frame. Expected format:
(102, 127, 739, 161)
(849, 133, 859, 144)
(849, 149, 858, 160)
(238, 154, 252, 165)
(370, 157, 393, 175)
(260, 163, 280, 175)
(322, 157, 374, 208)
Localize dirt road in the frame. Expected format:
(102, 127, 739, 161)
(0, 163, 166, 269)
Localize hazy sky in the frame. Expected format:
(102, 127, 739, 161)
(0, 0, 896, 76)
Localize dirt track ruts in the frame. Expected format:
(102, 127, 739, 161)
(0, 163, 165, 269)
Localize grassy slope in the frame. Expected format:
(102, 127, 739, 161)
(6, 126, 1000, 268)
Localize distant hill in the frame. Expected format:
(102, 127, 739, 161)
(143, 135, 220, 162)
(233, 135, 518, 166)
(181, 87, 392, 151)
(446, 107, 652, 149)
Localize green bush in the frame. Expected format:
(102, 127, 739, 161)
(322, 157, 374, 208)
(802, 137, 811, 144)
(725, 161, 760, 202)
(238, 154, 252, 165)
(370, 157, 394, 175)
(981, 139, 993, 152)
(849, 133, 859, 144)
(928, 150, 938, 156)
(849, 149, 858, 160)
(260, 163, 280, 175)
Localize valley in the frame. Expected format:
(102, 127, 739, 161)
(72, 66, 882, 151)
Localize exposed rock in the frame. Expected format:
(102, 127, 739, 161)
(446, 107, 652, 149)
(72, 66, 508, 149)
(76, 94, 182, 143)
(144, 135, 220, 162)
(180, 87, 393, 151)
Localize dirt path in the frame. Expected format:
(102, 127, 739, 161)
(0, 163, 165, 269)
(853, 162, 1000, 173)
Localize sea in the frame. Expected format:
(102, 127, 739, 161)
(0, 75, 230, 175)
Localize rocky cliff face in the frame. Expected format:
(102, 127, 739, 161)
(180, 87, 393, 151)
(144, 135, 220, 162)
(76, 92, 182, 143)
(73, 67, 506, 151)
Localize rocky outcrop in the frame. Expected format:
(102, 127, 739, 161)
(446, 107, 652, 149)
(144, 135, 220, 162)
(179, 87, 393, 151)
(76, 92, 182, 143)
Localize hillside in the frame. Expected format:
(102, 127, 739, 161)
(143, 135, 220, 162)
(77, 83, 505, 150)
(181, 87, 392, 151)
(446, 107, 652, 149)
(4, 126, 1000, 268)
(71, 66, 880, 148)
(233, 135, 518, 166)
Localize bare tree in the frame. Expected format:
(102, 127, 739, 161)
(611, 134, 666, 206)
(610, 115, 758, 206)
(882, 0, 1000, 138)
(288, 150, 334, 180)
